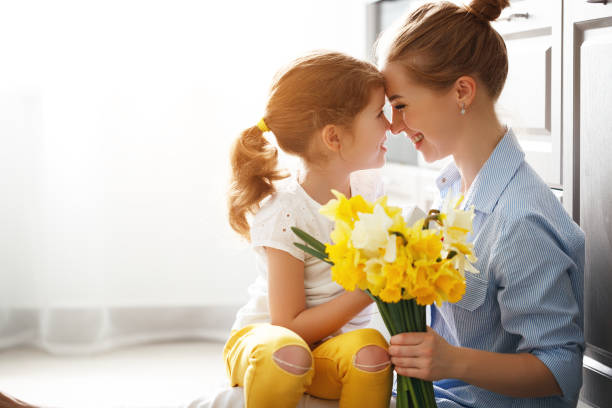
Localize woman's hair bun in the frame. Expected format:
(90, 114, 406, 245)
(467, 0, 510, 22)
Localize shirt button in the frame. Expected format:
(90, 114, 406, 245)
(441, 177, 447, 183)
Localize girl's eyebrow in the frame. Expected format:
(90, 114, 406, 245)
(388, 94, 402, 102)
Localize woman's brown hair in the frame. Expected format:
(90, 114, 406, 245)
(380, 0, 510, 99)
(228, 51, 384, 240)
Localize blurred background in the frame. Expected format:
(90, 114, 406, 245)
(0, 1, 409, 406)
(1, 0, 610, 407)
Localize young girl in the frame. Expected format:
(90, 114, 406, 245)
(379, 1, 585, 407)
(225, 51, 393, 408)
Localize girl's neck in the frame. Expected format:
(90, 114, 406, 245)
(452, 108, 506, 195)
(298, 162, 352, 205)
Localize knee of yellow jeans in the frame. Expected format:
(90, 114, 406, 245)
(272, 345, 313, 375)
(354, 345, 390, 372)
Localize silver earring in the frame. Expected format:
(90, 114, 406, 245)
(460, 103, 466, 115)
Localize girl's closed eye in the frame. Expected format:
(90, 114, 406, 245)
(377, 110, 385, 118)
(393, 104, 406, 111)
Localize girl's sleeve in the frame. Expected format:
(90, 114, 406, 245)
(250, 198, 305, 262)
(491, 212, 585, 401)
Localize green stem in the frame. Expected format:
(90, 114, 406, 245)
(367, 295, 437, 407)
(401, 375, 419, 408)
(421, 305, 427, 331)
(387, 301, 406, 335)
(366, 292, 399, 335)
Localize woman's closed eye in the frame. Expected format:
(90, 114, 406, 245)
(393, 104, 406, 111)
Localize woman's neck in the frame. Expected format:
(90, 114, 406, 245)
(298, 162, 352, 205)
(452, 108, 506, 195)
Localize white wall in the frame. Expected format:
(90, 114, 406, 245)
(0, 0, 369, 308)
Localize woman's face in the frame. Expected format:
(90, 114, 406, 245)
(340, 86, 391, 171)
(382, 62, 460, 163)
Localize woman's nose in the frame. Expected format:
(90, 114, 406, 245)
(390, 111, 406, 135)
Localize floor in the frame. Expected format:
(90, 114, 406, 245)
(0, 341, 595, 408)
(0, 341, 227, 408)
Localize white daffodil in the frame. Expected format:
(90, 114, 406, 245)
(452, 252, 479, 276)
(384, 234, 397, 263)
(351, 204, 393, 256)
(438, 195, 479, 275)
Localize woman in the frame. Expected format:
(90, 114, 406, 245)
(380, 1, 585, 407)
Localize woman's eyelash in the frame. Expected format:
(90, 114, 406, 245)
(393, 104, 406, 111)
(377, 110, 385, 117)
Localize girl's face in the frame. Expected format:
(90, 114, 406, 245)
(340, 86, 390, 171)
(382, 62, 460, 163)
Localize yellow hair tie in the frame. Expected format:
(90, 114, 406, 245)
(256, 118, 270, 133)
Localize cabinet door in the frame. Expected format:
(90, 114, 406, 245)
(564, 1, 612, 406)
(493, 0, 562, 187)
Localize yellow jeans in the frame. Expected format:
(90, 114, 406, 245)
(223, 324, 392, 408)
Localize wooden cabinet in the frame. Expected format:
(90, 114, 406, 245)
(563, 1, 612, 406)
(493, 0, 562, 187)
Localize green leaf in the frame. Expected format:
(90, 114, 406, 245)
(291, 227, 327, 253)
(293, 243, 333, 265)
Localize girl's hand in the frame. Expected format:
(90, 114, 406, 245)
(388, 326, 458, 381)
(346, 288, 374, 305)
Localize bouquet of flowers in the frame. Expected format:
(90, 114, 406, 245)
(292, 191, 478, 408)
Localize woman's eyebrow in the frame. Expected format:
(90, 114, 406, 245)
(388, 94, 402, 102)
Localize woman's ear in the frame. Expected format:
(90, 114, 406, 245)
(454, 76, 477, 110)
(320, 124, 342, 152)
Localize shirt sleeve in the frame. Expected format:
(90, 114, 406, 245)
(250, 197, 305, 262)
(490, 213, 585, 400)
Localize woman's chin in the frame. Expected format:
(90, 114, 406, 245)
(420, 153, 437, 163)
(419, 147, 446, 164)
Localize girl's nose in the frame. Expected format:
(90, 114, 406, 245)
(382, 115, 391, 131)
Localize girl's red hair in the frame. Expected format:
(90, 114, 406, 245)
(228, 51, 384, 240)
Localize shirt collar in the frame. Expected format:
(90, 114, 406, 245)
(436, 128, 525, 214)
(435, 161, 461, 193)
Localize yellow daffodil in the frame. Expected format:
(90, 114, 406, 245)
(320, 190, 373, 228)
(316, 192, 477, 306)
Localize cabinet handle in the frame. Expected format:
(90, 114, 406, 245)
(586, 0, 608, 4)
(499, 12, 529, 22)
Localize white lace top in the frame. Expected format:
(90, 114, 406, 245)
(231, 169, 384, 336)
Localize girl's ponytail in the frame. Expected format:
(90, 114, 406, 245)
(228, 124, 288, 240)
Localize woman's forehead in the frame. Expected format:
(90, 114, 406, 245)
(382, 63, 415, 94)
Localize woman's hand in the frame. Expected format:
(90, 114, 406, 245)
(389, 326, 563, 397)
(388, 326, 458, 381)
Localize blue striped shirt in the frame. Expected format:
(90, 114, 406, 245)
(429, 128, 585, 408)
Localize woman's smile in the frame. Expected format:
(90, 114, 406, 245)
(408, 132, 424, 149)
